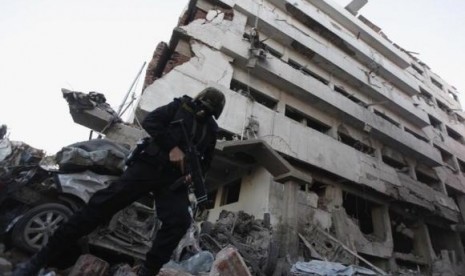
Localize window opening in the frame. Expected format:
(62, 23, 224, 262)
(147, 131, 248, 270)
(338, 132, 375, 156)
(446, 126, 463, 142)
(390, 211, 415, 254)
(436, 100, 449, 113)
(411, 64, 423, 75)
(404, 127, 429, 143)
(428, 224, 463, 262)
(285, 105, 331, 133)
(419, 87, 434, 105)
(334, 86, 367, 107)
(373, 109, 400, 128)
(342, 192, 375, 235)
(431, 77, 443, 90)
(434, 145, 456, 169)
(445, 186, 460, 207)
(457, 159, 465, 174)
(428, 114, 442, 131)
(382, 155, 406, 171)
(415, 166, 441, 191)
(457, 115, 465, 124)
(220, 179, 241, 206)
(263, 43, 282, 59)
(230, 79, 278, 110)
(288, 59, 329, 85)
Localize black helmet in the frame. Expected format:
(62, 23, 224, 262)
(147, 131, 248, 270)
(195, 88, 225, 119)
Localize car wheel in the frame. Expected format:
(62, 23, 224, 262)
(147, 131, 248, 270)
(12, 203, 73, 253)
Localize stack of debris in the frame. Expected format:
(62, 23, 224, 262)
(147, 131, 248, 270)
(62, 246, 252, 276)
(199, 210, 277, 275)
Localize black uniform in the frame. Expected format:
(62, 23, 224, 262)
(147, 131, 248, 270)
(40, 96, 218, 273)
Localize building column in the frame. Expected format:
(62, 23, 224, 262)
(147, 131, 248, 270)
(327, 126, 339, 140)
(276, 101, 286, 114)
(372, 206, 393, 248)
(452, 156, 461, 174)
(279, 180, 300, 262)
(415, 222, 436, 263)
(405, 158, 417, 180)
(456, 195, 465, 223)
(371, 140, 383, 162)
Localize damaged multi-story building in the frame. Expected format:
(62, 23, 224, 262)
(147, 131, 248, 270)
(132, 0, 465, 274)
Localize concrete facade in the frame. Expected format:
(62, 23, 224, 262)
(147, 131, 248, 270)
(136, 0, 465, 274)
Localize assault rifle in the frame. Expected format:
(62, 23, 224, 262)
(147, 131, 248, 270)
(170, 119, 208, 205)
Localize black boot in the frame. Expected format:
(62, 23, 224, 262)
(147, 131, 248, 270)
(12, 247, 52, 276)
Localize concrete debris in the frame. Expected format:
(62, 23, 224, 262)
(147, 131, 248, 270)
(209, 246, 252, 276)
(68, 254, 109, 276)
(290, 260, 376, 276)
(62, 89, 121, 122)
(0, 256, 13, 276)
(0, 137, 44, 178)
(0, 136, 47, 235)
(200, 210, 275, 275)
(164, 251, 214, 274)
(111, 264, 137, 276)
(432, 250, 457, 276)
(61, 89, 146, 145)
(157, 268, 194, 276)
(300, 225, 354, 264)
(61, 88, 122, 132)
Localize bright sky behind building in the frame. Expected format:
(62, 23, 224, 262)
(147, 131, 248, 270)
(1, 0, 464, 153)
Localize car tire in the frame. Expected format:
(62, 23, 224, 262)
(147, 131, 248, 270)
(12, 203, 73, 253)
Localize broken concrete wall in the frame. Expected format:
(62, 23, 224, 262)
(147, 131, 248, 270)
(143, 42, 170, 90)
(207, 167, 272, 223)
(136, 3, 456, 225)
(428, 225, 465, 270)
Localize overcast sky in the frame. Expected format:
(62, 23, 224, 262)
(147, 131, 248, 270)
(1, 0, 464, 154)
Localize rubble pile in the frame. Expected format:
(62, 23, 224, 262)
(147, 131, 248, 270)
(199, 210, 276, 276)
(0, 137, 45, 180)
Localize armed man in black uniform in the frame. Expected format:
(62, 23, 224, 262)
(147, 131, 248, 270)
(13, 88, 226, 276)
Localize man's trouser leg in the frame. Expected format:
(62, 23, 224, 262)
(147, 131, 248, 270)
(13, 161, 160, 275)
(143, 187, 191, 274)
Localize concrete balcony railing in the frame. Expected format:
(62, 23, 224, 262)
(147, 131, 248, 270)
(303, 0, 411, 69)
(226, 0, 429, 128)
(218, 32, 442, 166)
(280, 0, 419, 96)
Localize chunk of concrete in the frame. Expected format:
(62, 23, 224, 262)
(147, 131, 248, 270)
(68, 254, 109, 276)
(0, 257, 12, 275)
(209, 246, 252, 276)
(112, 264, 137, 276)
(158, 268, 194, 276)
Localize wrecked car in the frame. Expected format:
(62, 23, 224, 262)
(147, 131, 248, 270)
(0, 136, 158, 259)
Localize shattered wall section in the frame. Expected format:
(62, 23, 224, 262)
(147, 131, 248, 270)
(137, 34, 233, 120)
(143, 42, 170, 90)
